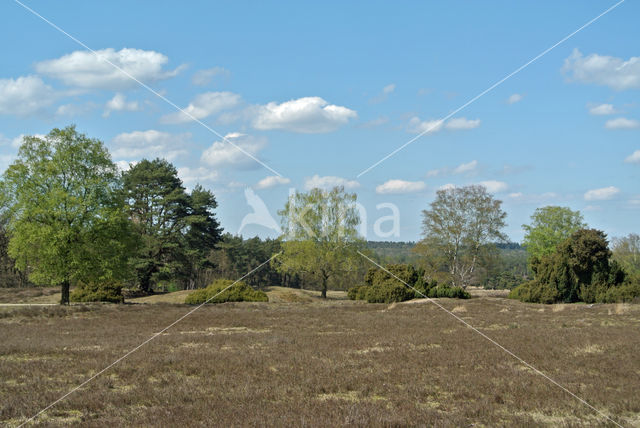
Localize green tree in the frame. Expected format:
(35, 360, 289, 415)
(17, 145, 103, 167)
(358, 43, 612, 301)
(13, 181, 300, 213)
(418, 185, 507, 288)
(522, 206, 585, 264)
(0, 126, 132, 304)
(275, 186, 364, 298)
(509, 229, 634, 303)
(612, 233, 640, 278)
(122, 159, 222, 292)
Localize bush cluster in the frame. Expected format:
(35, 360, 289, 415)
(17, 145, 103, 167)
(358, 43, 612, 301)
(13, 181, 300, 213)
(510, 229, 640, 304)
(185, 279, 268, 304)
(348, 264, 469, 303)
(70, 281, 124, 303)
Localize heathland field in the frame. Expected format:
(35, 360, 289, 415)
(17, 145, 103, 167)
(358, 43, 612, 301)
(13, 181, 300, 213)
(1, 289, 639, 427)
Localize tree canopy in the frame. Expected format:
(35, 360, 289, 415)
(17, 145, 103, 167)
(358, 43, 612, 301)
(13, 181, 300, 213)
(418, 185, 507, 288)
(122, 158, 222, 292)
(522, 206, 586, 264)
(275, 186, 365, 298)
(0, 126, 132, 304)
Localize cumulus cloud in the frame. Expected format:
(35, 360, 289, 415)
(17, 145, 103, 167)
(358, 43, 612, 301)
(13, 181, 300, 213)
(407, 117, 444, 134)
(625, 149, 640, 164)
(0, 76, 56, 116)
(252, 97, 357, 133)
(9, 133, 47, 149)
(562, 49, 640, 91)
(408, 117, 480, 134)
(161, 91, 241, 124)
(370, 83, 396, 103)
(177, 166, 219, 186)
(304, 175, 360, 190)
(605, 117, 640, 130)
(201, 133, 266, 169)
(584, 186, 620, 201)
(445, 117, 481, 130)
(452, 160, 478, 174)
(256, 175, 291, 189)
(36, 48, 183, 90)
(103, 93, 140, 117)
(438, 183, 456, 191)
(375, 179, 426, 194)
(191, 66, 230, 86)
(588, 103, 617, 115)
(507, 93, 523, 104)
(111, 130, 189, 161)
(427, 160, 478, 177)
(477, 180, 508, 193)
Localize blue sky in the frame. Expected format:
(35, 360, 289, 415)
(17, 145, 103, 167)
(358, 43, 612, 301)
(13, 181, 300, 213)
(1, 1, 639, 242)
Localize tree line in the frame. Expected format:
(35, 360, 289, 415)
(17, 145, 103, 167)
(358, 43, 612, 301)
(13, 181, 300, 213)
(1, 126, 638, 305)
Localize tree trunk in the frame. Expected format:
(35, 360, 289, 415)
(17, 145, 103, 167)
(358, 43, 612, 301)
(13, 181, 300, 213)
(60, 280, 70, 305)
(321, 276, 327, 299)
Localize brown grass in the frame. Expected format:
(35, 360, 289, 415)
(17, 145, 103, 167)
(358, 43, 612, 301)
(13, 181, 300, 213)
(0, 295, 639, 426)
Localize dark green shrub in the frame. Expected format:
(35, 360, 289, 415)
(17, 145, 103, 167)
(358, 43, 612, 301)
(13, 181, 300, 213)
(185, 279, 268, 304)
(347, 284, 369, 300)
(70, 281, 124, 303)
(427, 284, 470, 299)
(511, 229, 640, 304)
(365, 280, 414, 303)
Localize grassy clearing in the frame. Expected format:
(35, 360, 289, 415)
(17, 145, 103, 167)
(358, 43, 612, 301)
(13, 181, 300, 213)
(0, 295, 639, 426)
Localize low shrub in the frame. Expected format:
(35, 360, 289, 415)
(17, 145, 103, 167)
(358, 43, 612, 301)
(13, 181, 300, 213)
(365, 280, 414, 303)
(185, 279, 268, 304)
(347, 284, 369, 300)
(427, 284, 471, 299)
(70, 281, 124, 303)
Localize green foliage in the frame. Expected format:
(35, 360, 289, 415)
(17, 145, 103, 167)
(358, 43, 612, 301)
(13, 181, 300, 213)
(522, 206, 585, 264)
(348, 262, 469, 302)
(276, 186, 365, 298)
(612, 233, 640, 278)
(122, 159, 222, 292)
(70, 281, 124, 303)
(418, 185, 507, 288)
(184, 279, 268, 304)
(0, 126, 133, 304)
(364, 279, 414, 303)
(510, 229, 640, 304)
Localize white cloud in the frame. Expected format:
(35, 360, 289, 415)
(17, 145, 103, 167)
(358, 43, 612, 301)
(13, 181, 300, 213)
(256, 175, 291, 189)
(103, 93, 140, 117)
(625, 149, 640, 164)
(177, 166, 219, 186)
(111, 130, 189, 161)
(445, 117, 480, 130)
(161, 91, 241, 124)
(375, 179, 426, 194)
(56, 102, 96, 117)
(201, 133, 266, 169)
(508, 192, 523, 199)
(562, 49, 640, 91)
(382, 84, 396, 95)
(192, 67, 230, 86)
(507, 93, 523, 104)
(452, 160, 478, 174)
(114, 160, 137, 172)
(477, 180, 508, 193)
(304, 175, 360, 190)
(252, 97, 357, 133)
(584, 186, 620, 201)
(0, 76, 56, 116)
(438, 183, 456, 191)
(36, 48, 183, 90)
(427, 160, 478, 177)
(407, 117, 444, 134)
(588, 103, 617, 115)
(605, 117, 640, 130)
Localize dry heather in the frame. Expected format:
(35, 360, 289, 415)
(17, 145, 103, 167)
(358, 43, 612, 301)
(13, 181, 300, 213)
(0, 297, 639, 427)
